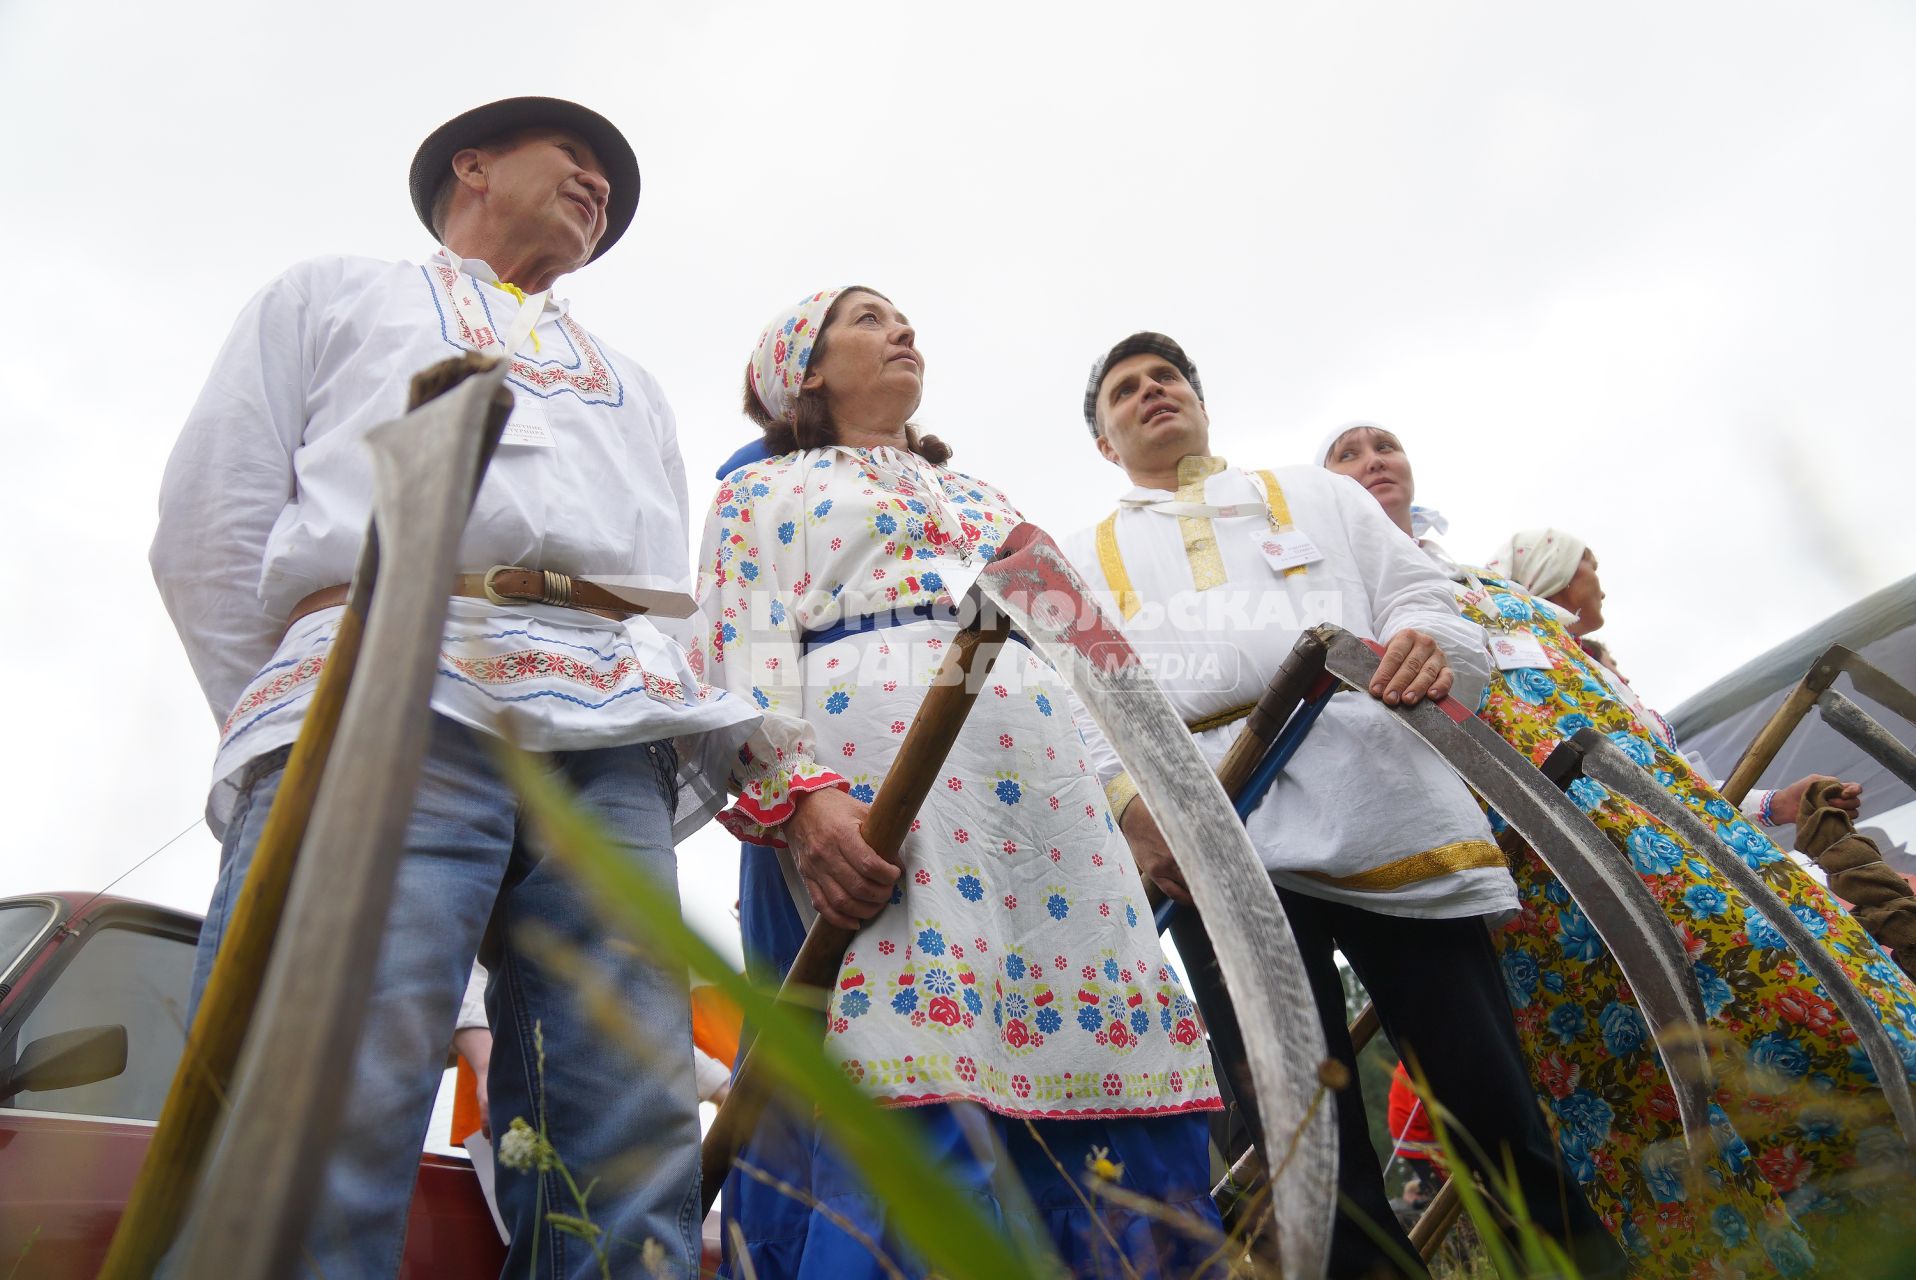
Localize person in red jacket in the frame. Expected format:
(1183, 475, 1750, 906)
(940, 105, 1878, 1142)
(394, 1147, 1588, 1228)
(1386, 1062, 1444, 1185)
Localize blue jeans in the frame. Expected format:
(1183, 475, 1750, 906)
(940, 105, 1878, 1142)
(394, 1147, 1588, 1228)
(188, 714, 701, 1279)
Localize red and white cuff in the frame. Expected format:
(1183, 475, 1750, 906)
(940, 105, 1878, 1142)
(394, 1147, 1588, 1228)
(718, 769, 850, 847)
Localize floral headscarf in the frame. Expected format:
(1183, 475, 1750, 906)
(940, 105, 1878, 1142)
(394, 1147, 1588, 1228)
(747, 288, 845, 425)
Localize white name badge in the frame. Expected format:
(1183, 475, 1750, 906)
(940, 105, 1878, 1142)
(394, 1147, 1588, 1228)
(1490, 630, 1552, 670)
(501, 391, 555, 448)
(1252, 528, 1324, 573)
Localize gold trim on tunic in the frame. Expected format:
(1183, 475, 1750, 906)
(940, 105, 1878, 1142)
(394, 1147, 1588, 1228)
(1176, 455, 1230, 592)
(1095, 513, 1143, 621)
(1300, 839, 1507, 892)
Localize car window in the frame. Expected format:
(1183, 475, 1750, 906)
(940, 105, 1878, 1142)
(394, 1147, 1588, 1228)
(3, 923, 195, 1121)
(0, 903, 54, 977)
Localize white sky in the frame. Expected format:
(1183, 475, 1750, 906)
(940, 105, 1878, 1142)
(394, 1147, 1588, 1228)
(2, 1, 1911, 964)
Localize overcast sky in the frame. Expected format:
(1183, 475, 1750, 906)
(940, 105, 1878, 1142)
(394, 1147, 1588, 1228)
(2, 1, 1910, 959)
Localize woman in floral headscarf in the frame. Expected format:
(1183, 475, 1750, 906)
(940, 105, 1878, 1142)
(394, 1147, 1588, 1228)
(1321, 422, 1916, 1273)
(694, 288, 1223, 1278)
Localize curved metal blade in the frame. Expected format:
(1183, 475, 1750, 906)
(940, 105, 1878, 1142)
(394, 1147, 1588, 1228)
(1818, 689, 1916, 791)
(1825, 646, 1916, 729)
(974, 523, 1337, 1280)
(1317, 627, 1716, 1150)
(1573, 728, 1916, 1152)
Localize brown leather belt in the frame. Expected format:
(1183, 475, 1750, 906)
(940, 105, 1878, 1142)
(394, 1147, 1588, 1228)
(284, 566, 636, 634)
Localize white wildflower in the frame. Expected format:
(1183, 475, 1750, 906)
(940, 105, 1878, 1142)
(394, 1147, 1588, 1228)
(498, 1116, 543, 1172)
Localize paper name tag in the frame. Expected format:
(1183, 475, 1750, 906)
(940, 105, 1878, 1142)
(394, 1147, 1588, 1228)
(1490, 630, 1552, 670)
(1252, 528, 1324, 572)
(501, 391, 555, 448)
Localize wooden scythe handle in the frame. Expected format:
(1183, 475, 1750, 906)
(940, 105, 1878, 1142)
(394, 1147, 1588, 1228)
(1721, 675, 1822, 806)
(1160, 634, 1334, 1157)
(1408, 1177, 1467, 1260)
(1214, 629, 1330, 799)
(100, 355, 503, 1280)
(699, 618, 1015, 1213)
(99, 598, 370, 1280)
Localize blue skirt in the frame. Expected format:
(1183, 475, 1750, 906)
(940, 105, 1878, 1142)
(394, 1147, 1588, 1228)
(723, 843, 1226, 1279)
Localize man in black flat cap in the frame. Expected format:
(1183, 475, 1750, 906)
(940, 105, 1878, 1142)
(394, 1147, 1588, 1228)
(153, 97, 757, 1277)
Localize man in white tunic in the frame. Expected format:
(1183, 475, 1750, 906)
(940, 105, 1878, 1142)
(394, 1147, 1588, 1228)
(150, 97, 756, 1278)
(1063, 333, 1625, 1279)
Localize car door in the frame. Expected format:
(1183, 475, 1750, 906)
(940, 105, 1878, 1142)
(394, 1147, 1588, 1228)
(0, 898, 504, 1279)
(0, 901, 198, 1277)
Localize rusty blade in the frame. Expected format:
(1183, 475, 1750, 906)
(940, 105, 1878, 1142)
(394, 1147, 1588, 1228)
(1826, 646, 1916, 730)
(974, 523, 1337, 1280)
(1818, 689, 1916, 792)
(1316, 627, 1716, 1150)
(1571, 728, 1916, 1153)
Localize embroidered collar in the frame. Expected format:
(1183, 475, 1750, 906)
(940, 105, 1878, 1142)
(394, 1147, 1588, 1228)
(435, 247, 570, 317)
(1176, 453, 1229, 485)
(1120, 454, 1233, 503)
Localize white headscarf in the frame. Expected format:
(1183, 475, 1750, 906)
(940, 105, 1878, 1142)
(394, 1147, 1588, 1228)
(1315, 420, 1383, 468)
(1312, 421, 1449, 539)
(1485, 528, 1588, 598)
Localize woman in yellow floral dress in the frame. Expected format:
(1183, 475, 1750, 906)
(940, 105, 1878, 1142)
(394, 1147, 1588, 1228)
(1320, 423, 1916, 1275)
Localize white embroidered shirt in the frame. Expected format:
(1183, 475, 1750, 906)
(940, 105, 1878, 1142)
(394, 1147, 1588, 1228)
(151, 251, 756, 836)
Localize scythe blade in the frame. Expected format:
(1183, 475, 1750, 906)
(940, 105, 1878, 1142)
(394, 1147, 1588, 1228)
(1315, 626, 1718, 1150)
(1818, 689, 1916, 791)
(972, 523, 1338, 1280)
(172, 360, 512, 1280)
(1570, 727, 1916, 1153)
(1823, 646, 1916, 732)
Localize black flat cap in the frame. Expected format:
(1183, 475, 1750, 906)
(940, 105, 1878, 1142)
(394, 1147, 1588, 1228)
(409, 96, 640, 263)
(1083, 332, 1203, 435)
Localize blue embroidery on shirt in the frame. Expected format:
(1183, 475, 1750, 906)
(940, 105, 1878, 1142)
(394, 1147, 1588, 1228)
(419, 264, 626, 407)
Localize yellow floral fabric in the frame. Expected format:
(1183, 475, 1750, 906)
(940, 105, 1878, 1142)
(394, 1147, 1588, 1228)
(1459, 570, 1916, 1274)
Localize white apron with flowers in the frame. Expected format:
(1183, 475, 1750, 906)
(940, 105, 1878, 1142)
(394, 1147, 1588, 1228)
(691, 445, 1220, 1120)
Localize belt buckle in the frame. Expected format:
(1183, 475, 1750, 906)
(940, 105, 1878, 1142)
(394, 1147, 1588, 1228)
(482, 565, 575, 609)
(482, 564, 523, 607)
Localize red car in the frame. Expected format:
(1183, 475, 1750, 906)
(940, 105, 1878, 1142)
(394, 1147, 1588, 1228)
(0, 892, 505, 1278)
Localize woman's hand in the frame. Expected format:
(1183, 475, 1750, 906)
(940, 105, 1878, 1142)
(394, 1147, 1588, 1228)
(786, 787, 900, 929)
(1770, 775, 1862, 826)
(1119, 798, 1191, 906)
(1369, 629, 1455, 706)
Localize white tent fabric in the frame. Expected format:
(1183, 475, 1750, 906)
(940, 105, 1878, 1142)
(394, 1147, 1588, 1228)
(1666, 575, 1916, 848)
